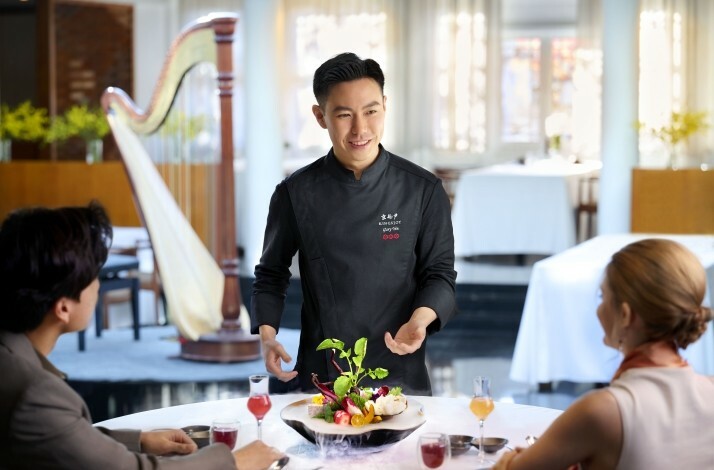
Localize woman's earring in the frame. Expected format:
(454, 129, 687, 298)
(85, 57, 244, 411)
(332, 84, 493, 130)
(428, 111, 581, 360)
(617, 338, 624, 353)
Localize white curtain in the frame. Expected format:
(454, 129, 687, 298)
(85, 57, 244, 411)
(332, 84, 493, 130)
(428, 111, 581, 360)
(278, 0, 497, 166)
(684, 0, 714, 163)
(571, 0, 602, 161)
(280, 0, 395, 162)
(639, 0, 714, 166)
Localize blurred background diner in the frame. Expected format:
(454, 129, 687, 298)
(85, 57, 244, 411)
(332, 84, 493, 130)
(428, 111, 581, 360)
(0, 0, 713, 424)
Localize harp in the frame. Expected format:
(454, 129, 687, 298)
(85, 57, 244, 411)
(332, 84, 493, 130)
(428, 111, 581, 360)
(101, 13, 260, 362)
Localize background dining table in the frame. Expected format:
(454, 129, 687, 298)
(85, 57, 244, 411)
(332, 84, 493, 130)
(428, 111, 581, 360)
(97, 393, 562, 469)
(510, 233, 714, 386)
(451, 158, 601, 257)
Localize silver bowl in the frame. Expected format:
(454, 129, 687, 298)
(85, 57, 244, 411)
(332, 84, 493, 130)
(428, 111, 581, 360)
(449, 434, 475, 456)
(473, 437, 509, 453)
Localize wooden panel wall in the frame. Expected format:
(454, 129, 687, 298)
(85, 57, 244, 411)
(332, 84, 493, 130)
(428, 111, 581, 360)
(631, 168, 714, 234)
(0, 161, 140, 226)
(0, 162, 214, 248)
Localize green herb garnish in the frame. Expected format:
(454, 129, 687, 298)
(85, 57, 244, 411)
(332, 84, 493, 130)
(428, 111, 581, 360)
(316, 337, 389, 397)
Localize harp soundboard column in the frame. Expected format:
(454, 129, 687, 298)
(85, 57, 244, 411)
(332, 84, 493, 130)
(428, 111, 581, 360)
(179, 15, 261, 363)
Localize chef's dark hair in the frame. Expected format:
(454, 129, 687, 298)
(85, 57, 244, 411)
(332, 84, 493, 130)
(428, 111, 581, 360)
(313, 52, 385, 108)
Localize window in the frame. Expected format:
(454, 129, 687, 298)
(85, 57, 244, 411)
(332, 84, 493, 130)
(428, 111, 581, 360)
(433, 11, 488, 153)
(285, 10, 388, 161)
(500, 35, 578, 157)
(638, 8, 684, 158)
(501, 38, 541, 143)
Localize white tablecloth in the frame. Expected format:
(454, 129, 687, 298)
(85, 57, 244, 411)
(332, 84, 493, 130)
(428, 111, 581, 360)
(452, 159, 601, 256)
(510, 234, 714, 386)
(97, 394, 562, 469)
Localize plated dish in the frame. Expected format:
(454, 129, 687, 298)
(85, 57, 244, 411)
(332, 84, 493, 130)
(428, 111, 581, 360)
(281, 397, 425, 447)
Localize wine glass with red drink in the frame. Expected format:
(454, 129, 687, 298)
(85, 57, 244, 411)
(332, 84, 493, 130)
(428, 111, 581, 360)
(417, 433, 451, 469)
(248, 374, 272, 441)
(210, 418, 239, 450)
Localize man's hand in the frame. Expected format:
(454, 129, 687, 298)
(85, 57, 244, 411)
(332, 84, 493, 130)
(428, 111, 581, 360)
(232, 440, 285, 470)
(139, 429, 197, 456)
(259, 325, 298, 382)
(384, 307, 437, 355)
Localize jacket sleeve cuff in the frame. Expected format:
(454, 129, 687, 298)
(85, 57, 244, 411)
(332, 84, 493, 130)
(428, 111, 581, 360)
(250, 292, 285, 334)
(412, 284, 456, 333)
(95, 427, 141, 452)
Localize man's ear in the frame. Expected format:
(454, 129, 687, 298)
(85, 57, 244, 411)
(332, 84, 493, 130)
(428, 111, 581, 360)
(51, 298, 72, 325)
(383, 95, 387, 112)
(312, 104, 327, 129)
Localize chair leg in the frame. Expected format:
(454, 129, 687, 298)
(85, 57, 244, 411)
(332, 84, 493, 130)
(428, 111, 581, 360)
(131, 277, 140, 341)
(78, 330, 86, 351)
(160, 291, 168, 326)
(95, 295, 104, 338)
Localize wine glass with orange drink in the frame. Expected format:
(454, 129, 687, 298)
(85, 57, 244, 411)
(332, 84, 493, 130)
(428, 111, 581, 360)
(470, 376, 495, 467)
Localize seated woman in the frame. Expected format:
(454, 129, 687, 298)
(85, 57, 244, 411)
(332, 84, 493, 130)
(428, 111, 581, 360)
(494, 238, 714, 470)
(0, 203, 284, 469)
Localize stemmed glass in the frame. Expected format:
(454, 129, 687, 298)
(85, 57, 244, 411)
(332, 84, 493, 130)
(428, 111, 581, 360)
(470, 376, 495, 468)
(247, 374, 272, 441)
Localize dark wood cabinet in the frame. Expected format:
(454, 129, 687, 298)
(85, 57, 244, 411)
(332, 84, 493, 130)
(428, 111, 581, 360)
(0, 0, 133, 161)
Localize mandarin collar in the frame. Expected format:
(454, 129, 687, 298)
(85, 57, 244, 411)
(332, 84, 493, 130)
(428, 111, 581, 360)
(325, 145, 389, 184)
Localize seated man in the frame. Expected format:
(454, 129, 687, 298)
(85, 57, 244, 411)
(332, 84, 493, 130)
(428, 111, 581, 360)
(0, 203, 284, 469)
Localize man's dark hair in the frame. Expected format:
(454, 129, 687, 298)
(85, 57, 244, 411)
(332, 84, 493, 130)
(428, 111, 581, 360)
(0, 202, 112, 333)
(313, 52, 385, 107)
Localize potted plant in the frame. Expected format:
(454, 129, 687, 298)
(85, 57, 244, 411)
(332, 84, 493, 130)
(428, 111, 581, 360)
(0, 101, 49, 162)
(638, 110, 709, 168)
(48, 105, 110, 163)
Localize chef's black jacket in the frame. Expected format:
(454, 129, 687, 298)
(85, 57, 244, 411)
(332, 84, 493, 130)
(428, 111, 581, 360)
(251, 146, 457, 395)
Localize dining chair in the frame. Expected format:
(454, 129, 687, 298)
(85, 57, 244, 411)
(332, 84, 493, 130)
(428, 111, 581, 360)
(576, 176, 599, 242)
(78, 254, 141, 351)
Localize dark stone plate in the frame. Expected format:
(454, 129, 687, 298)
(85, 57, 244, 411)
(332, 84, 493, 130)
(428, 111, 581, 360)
(280, 398, 425, 448)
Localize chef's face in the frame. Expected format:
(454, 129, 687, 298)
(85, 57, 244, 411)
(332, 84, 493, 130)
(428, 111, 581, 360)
(312, 77, 386, 175)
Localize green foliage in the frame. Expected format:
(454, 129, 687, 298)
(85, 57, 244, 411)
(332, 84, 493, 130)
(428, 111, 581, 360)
(316, 337, 389, 397)
(0, 101, 49, 142)
(47, 105, 110, 143)
(638, 110, 709, 148)
(159, 112, 206, 140)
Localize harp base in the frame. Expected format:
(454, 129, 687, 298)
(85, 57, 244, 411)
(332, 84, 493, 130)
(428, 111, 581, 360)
(180, 329, 261, 363)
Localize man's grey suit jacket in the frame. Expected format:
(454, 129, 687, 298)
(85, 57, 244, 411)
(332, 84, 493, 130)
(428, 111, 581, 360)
(0, 331, 234, 469)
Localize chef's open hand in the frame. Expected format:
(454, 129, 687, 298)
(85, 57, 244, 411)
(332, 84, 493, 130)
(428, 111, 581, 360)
(259, 325, 298, 382)
(384, 307, 437, 355)
(140, 429, 197, 456)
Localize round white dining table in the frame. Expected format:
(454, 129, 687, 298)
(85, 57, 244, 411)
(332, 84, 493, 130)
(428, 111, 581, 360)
(97, 393, 562, 469)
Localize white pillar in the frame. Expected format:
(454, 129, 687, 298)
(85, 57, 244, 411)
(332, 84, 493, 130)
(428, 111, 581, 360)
(599, 0, 639, 234)
(239, 0, 284, 276)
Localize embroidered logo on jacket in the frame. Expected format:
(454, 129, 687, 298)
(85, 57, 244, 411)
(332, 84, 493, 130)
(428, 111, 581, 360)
(379, 213, 401, 240)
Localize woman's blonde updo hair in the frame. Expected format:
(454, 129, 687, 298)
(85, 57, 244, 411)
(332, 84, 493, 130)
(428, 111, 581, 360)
(605, 238, 713, 349)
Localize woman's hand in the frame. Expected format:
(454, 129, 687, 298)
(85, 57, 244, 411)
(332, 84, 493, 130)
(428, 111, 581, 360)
(492, 449, 519, 469)
(139, 429, 197, 455)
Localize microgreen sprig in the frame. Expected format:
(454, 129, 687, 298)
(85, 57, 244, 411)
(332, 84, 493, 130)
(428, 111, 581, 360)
(316, 337, 389, 397)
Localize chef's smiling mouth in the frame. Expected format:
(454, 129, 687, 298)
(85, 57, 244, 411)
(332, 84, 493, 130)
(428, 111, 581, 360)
(350, 139, 371, 147)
